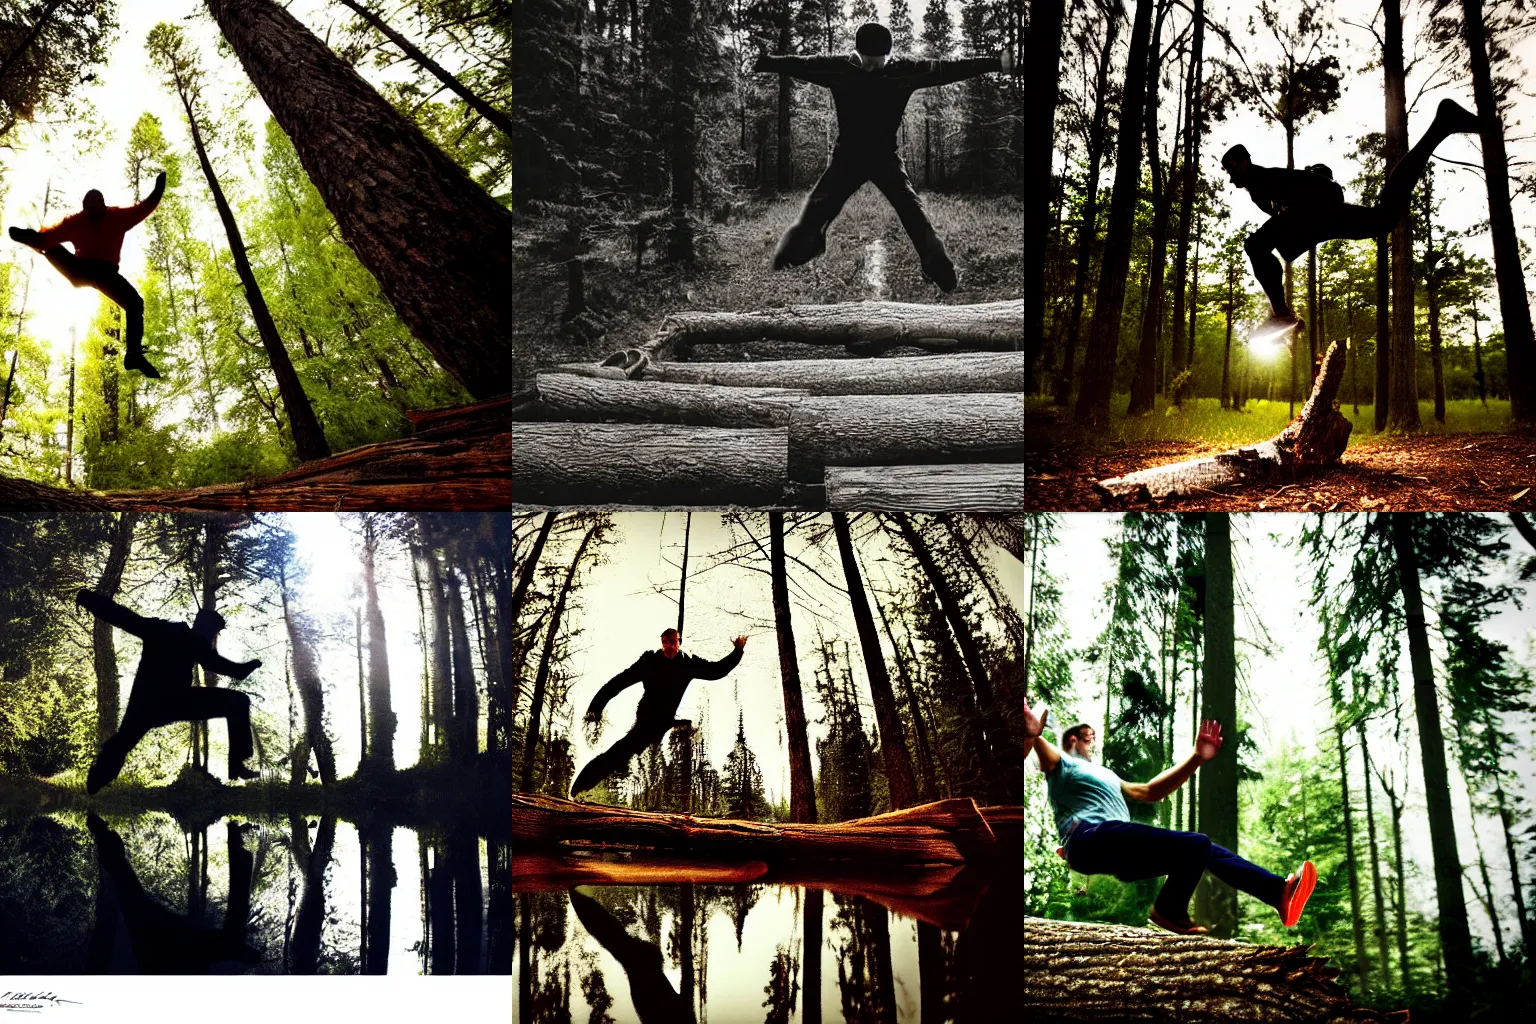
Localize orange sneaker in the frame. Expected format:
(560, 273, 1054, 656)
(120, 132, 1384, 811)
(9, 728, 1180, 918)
(1148, 907, 1209, 935)
(1279, 861, 1317, 927)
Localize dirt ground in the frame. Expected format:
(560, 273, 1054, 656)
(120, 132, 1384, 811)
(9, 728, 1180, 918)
(1027, 433, 1536, 511)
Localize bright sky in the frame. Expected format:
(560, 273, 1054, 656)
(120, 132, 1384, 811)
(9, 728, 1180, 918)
(546, 513, 1024, 808)
(1039, 513, 1536, 947)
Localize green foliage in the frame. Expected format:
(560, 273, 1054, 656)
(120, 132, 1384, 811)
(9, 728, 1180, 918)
(0, 0, 117, 141)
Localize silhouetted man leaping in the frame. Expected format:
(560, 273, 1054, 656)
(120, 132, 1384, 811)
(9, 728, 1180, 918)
(77, 589, 262, 794)
(1224, 98, 1485, 341)
(569, 628, 747, 798)
(9, 171, 166, 378)
(754, 23, 1017, 292)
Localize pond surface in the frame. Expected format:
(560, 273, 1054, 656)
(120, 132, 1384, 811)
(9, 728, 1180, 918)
(514, 875, 1020, 1023)
(0, 811, 510, 974)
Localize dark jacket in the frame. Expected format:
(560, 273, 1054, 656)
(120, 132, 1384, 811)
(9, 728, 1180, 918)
(586, 645, 745, 723)
(1240, 163, 1346, 216)
(76, 590, 255, 700)
(754, 53, 1004, 153)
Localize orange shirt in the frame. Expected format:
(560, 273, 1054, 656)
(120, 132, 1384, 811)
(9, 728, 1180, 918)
(36, 199, 159, 265)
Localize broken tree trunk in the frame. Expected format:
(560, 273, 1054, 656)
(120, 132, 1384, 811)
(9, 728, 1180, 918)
(1095, 340, 1353, 501)
(0, 397, 509, 511)
(1022, 918, 1408, 1023)
(534, 374, 806, 426)
(612, 300, 1024, 370)
(825, 464, 1025, 511)
(511, 423, 789, 506)
(513, 793, 1007, 867)
(554, 351, 1026, 395)
(787, 393, 1023, 478)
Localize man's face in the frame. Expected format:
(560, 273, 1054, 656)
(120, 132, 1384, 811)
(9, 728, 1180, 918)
(1067, 729, 1097, 760)
(661, 633, 681, 658)
(83, 193, 106, 220)
(858, 52, 888, 71)
(1223, 155, 1250, 188)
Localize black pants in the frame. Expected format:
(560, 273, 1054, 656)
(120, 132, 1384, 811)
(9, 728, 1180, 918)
(776, 150, 951, 277)
(1065, 820, 1285, 921)
(44, 246, 145, 355)
(105, 686, 253, 779)
(571, 710, 682, 796)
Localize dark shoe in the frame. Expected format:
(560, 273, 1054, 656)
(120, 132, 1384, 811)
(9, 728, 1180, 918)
(1148, 907, 1209, 935)
(229, 764, 261, 782)
(124, 352, 161, 379)
(86, 738, 128, 795)
(1434, 98, 1486, 137)
(773, 225, 827, 269)
(1279, 860, 1318, 927)
(923, 257, 958, 293)
(9, 226, 40, 247)
(1252, 313, 1302, 345)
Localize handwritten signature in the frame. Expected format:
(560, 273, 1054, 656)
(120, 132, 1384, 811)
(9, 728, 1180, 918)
(0, 992, 82, 1015)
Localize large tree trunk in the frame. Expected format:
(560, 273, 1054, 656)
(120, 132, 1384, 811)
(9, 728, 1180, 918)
(1021, 918, 1407, 1022)
(1462, 0, 1536, 421)
(283, 589, 335, 785)
(205, 0, 512, 399)
(1024, 0, 1066, 391)
(665, 0, 697, 263)
(1338, 725, 1370, 997)
(446, 565, 479, 766)
(1360, 725, 1393, 996)
(1168, 0, 1205, 388)
(424, 544, 453, 753)
(825, 464, 1024, 511)
(360, 518, 395, 771)
(770, 512, 818, 824)
(776, 1, 792, 190)
(333, 0, 512, 137)
(174, 79, 329, 462)
(1074, 0, 1154, 426)
(554, 351, 1026, 395)
(519, 522, 601, 792)
(1492, 769, 1535, 963)
(1127, 3, 1172, 416)
(1096, 340, 1352, 500)
(833, 512, 919, 810)
(508, 512, 556, 716)
(1194, 512, 1237, 936)
(1384, 0, 1418, 431)
(1390, 515, 1474, 999)
(92, 511, 138, 743)
(1055, 5, 1120, 407)
(1374, 238, 1389, 431)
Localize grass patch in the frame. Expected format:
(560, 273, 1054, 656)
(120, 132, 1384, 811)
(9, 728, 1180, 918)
(1029, 395, 1515, 447)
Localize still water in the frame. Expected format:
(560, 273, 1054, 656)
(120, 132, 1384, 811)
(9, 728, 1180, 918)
(0, 811, 511, 974)
(514, 875, 1020, 1023)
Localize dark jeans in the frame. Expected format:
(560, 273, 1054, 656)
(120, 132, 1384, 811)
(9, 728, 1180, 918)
(775, 149, 951, 277)
(1064, 819, 1285, 920)
(43, 246, 145, 354)
(111, 686, 254, 776)
(571, 710, 684, 796)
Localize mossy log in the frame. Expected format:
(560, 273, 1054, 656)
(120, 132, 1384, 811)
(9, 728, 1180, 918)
(554, 351, 1026, 395)
(1021, 917, 1408, 1023)
(1095, 341, 1353, 502)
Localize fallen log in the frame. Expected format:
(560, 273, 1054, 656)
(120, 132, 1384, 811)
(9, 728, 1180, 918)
(788, 392, 1024, 479)
(825, 464, 1026, 510)
(554, 351, 1026, 395)
(533, 373, 807, 426)
(1095, 341, 1353, 502)
(0, 396, 510, 511)
(1022, 917, 1408, 1023)
(512, 794, 1003, 867)
(609, 300, 1023, 373)
(511, 423, 789, 506)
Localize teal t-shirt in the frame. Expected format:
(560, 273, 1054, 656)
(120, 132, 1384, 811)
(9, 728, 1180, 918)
(1045, 753, 1131, 842)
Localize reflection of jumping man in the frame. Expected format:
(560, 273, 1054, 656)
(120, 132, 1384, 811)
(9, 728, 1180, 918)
(569, 628, 746, 798)
(9, 171, 167, 378)
(77, 589, 262, 794)
(754, 22, 1017, 292)
(1224, 98, 1484, 339)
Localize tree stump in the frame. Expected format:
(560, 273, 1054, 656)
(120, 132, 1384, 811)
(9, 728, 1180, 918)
(1095, 341, 1353, 502)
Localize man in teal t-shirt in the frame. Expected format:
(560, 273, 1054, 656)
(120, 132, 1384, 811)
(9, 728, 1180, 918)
(1024, 695, 1317, 935)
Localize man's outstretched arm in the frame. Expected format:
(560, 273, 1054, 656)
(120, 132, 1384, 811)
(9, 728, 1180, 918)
(691, 636, 747, 680)
(121, 171, 167, 230)
(584, 655, 649, 722)
(1022, 695, 1062, 774)
(753, 50, 846, 86)
(1122, 719, 1223, 802)
(75, 590, 155, 638)
(197, 644, 260, 681)
(903, 54, 1012, 89)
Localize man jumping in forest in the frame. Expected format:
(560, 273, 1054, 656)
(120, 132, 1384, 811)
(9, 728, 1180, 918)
(1022, 696, 1317, 935)
(77, 588, 262, 794)
(8, 171, 167, 378)
(754, 23, 1017, 293)
(1224, 98, 1485, 341)
(569, 628, 747, 798)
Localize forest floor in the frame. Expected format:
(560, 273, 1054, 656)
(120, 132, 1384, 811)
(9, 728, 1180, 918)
(511, 190, 1024, 389)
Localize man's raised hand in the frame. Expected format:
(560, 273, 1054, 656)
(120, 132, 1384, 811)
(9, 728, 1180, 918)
(733, 635, 748, 649)
(1022, 694, 1049, 741)
(1196, 719, 1224, 762)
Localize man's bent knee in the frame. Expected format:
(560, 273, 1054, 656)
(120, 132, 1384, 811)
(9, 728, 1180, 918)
(1244, 234, 1272, 260)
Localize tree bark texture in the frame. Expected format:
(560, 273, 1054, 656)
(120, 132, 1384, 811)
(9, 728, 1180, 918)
(1021, 918, 1408, 1022)
(833, 512, 919, 810)
(825, 464, 1024, 511)
(1384, 0, 1418, 430)
(511, 423, 788, 506)
(205, 0, 512, 399)
(534, 374, 806, 426)
(92, 511, 138, 743)
(555, 351, 1025, 395)
(283, 590, 335, 785)
(1095, 340, 1352, 501)
(425, 544, 453, 752)
(446, 565, 479, 766)
(1024, 0, 1066, 391)
(361, 521, 395, 772)
(770, 512, 818, 824)
(1195, 512, 1237, 936)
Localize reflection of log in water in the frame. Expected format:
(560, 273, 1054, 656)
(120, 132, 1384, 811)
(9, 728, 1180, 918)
(569, 888, 692, 1024)
(804, 888, 823, 1024)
